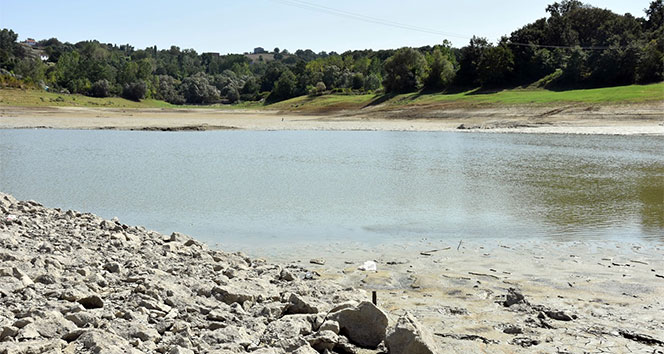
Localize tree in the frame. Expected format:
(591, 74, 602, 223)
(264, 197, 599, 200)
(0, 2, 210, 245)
(456, 36, 489, 86)
(477, 44, 514, 86)
(382, 47, 428, 93)
(270, 69, 296, 101)
(424, 47, 456, 89)
(636, 40, 664, 83)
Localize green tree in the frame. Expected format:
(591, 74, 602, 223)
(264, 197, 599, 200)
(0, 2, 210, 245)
(270, 69, 296, 101)
(477, 44, 514, 86)
(424, 47, 456, 89)
(382, 47, 428, 93)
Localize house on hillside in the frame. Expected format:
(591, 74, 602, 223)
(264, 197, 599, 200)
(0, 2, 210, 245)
(253, 47, 266, 54)
(22, 38, 37, 46)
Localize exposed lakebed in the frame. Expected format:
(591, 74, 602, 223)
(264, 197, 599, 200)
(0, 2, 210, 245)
(1, 129, 662, 255)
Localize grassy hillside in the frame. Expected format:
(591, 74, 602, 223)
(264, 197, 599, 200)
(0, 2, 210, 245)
(270, 82, 664, 112)
(1, 82, 662, 112)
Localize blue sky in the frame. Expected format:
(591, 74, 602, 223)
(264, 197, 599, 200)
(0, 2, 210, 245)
(0, 0, 652, 54)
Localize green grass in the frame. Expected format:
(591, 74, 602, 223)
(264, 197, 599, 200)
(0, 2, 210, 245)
(0, 89, 178, 108)
(2, 82, 662, 112)
(271, 82, 664, 112)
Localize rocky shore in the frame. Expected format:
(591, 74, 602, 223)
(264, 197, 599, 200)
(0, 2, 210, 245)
(1, 193, 663, 353)
(0, 193, 448, 354)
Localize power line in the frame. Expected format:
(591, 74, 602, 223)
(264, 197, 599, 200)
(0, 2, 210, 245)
(269, 0, 630, 51)
(270, 0, 468, 39)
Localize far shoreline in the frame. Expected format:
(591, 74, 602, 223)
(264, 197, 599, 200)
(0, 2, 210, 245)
(1, 102, 663, 136)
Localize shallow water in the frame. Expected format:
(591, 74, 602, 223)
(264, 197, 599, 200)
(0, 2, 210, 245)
(1, 129, 662, 253)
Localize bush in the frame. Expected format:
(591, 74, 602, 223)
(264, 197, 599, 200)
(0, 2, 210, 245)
(180, 73, 220, 104)
(122, 81, 147, 101)
(90, 79, 111, 97)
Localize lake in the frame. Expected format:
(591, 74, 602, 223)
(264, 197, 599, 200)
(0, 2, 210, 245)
(1, 129, 662, 254)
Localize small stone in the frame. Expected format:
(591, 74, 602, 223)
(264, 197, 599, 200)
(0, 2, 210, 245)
(503, 288, 526, 307)
(35, 274, 57, 284)
(104, 262, 122, 273)
(310, 258, 325, 265)
(78, 295, 104, 309)
(280, 268, 296, 281)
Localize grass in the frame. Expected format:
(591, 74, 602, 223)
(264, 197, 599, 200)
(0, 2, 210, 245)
(272, 82, 664, 112)
(1, 82, 662, 112)
(0, 89, 177, 109)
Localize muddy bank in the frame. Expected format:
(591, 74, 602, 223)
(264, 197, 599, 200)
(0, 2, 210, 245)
(1, 194, 663, 353)
(0, 102, 662, 135)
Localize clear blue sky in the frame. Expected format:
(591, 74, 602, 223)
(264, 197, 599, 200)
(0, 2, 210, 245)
(0, 0, 652, 54)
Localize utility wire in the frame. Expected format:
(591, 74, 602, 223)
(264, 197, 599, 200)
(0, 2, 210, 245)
(270, 0, 630, 51)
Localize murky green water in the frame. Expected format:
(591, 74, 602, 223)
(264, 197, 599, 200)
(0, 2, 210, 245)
(1, 130, 662, 252)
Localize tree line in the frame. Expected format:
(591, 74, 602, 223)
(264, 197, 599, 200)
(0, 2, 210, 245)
(0, 0, 662, 104)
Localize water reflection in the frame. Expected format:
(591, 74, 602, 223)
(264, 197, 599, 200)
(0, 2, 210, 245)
(0, 130, 662, 248)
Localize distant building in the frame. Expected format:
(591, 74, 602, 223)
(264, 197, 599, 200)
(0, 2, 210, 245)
(22, 38, 36, 46)
(253, 47, 266, 54)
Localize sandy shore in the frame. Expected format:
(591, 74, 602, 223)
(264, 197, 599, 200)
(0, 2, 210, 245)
(1, 103, 663, 135)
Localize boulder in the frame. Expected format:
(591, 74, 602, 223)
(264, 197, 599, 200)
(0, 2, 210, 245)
(385, 312, 440, 354)
(285, 293, 319, 315)
(328, 301, 388, 348)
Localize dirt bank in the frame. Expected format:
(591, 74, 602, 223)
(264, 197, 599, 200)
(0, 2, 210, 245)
(0, 102, 662, 135)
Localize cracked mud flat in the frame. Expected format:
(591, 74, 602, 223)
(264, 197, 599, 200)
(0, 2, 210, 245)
(1, 193, 663, 353)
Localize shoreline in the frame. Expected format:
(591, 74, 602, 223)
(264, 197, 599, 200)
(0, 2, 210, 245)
(1, 103, 663, 135)
(1, 193, 663, 352)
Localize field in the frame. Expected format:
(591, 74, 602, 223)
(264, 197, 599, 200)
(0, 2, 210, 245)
(0, 82, 662, 113)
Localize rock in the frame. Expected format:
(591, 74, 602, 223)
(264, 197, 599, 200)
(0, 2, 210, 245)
(0, 193, 18, 208)
(169, 232, 190, 243)
(169, 346, 195, 354)
(280, 268, 296, 281)
(260, 315, 314, 351)
(544, 310, 574, 321)
(34, 274, 57, 285)
(78, 295, 104, 309)
(100, 219, 121, 231)
(503, 288, 526, 307)
(24, 312, 77, 339)
(0, 326, 19, 341)
(306, 330, 338, 352)
(76, 329, 138, 354)
(285, 293, 319, 315)
(0, 339, 64, 354)
(328, 301, 388, 348)
(132, 324, 161, 342)
(104, 262, 122, 273)
(138, 299, 172, 313)
(65, 312, 99, 328)
(293, 344, 320, 354)
(12, 267, 33, 286)
(385, 312, 440, 354)
(309, 258, 325, 265)
(318, 320, 340, 334)
(211, 285, 255, 306)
